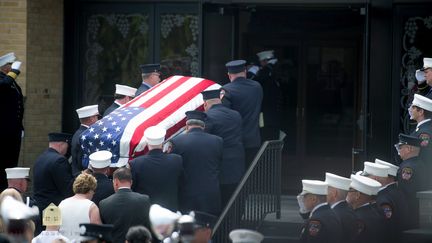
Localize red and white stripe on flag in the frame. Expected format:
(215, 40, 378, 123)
(118, 75, 220, 163)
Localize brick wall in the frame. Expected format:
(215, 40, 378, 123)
(23, 0, 64, 168)
(0, 0, 27, 94)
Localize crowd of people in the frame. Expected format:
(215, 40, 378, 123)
(0, 50, 279, 242)
(3, 49, 430, 243)
(297, 57, 432, 243)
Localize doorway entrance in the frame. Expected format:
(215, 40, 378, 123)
(245, 7, 366, 193)
(203, 4, 367, 193)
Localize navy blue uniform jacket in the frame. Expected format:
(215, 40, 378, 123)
(376, 182, 409, 235)
(130, 149, 183, 211)
(71, 125, 87, 176)
(221, 77, 263, 148)
(205, 104, 245, 184)
(398, 156, 427, 229)
(92, 173, 114, 206)
(353, 203, 388, 243)
(135, 82, 151, 97)
(103, 102, 120, 117)
(300, 203, 342, 243)
(171, 128, 223, 215)
(332, 201, 357, 243)
(33, 148, 74, 211)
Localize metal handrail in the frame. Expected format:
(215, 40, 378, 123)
(211, 140, 284, 242)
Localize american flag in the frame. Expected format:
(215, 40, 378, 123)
(80, 76, 221, 167)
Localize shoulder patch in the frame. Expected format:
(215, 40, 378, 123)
(308, 220, 321, 236)
(356, 220, 365, 235)
(220, 89, 226, 100)
(419, 133, 430, 147)
(381, 204, 393, 219)
(401, 167, 413, 181)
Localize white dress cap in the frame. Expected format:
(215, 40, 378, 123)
(115, 84, 137, 97)
(301, 180, 328, 195)
(363, 161, 389, 177)
(256, 50, 274, 61)
(422, 57, 432, 71)
(89, 150, 112, 169)
(76, 105, 99, 119)
(375, 158, 399, 177)
(5, 167, 30, 179)
(144, 126, 166, 146)
(229, 229, 264, 243)
(412, 94, 432, 112)
(325, 173, 351, 191)
(350, 174, 382, 195)
(0, 52, 16, 67)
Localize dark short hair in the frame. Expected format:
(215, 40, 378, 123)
(125, 225, 152, 243)
(424, 110, 432, 119)
(114, 94, 127, 100)
(113, 167, 132, 182)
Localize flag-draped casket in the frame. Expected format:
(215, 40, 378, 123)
(80, 76, 221, 167)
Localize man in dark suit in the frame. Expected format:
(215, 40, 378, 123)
(33, 133, 74, 213)
(201, 89, 244, 208)
(171, 111, 223, 215)
(130, 126, 183, 211)
(346, 174, 388, 243)
(99, 167, 151, 243)
(325, 172, 357, 243)
(221, 60, 263, 169)
(135, 64, 161, 96)
(87, 150, 114, 206)
(103, 84, 137, 117)
(298, 179, 342, 243)
(71, 104, 99, 176)
(0, 52, 24, 190)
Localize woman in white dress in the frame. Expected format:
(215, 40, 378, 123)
(59, 173, 102, 241)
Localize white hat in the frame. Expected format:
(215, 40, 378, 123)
(421, 57, 432, 71)
(416, 69, 426, 83)
(5, 167, 30, 179)
(375, 159, 399, 177)
(411, 94, 432, 112)
(76, 105, 99, 119)
(1, 196, 39, 225)
(229, 229, 264, 243)
(363, 161, 389, 177)
(115, 84, 137, 97)
(350, 174, 381, 195)
(89, 150, 112, 169)
(144, 126, 166, 145)
(0, 52, 16, 67)
(325, 173, 351, 191)
(256, 50, 274, 61)
(300, 180, 328, 195)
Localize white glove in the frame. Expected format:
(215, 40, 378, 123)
(248, 65, 259, 75)
(416, 69, 426, 84)
(11, 61, 21, 71)
(268, 58, 278, 65)
(297, 194, 310, 214)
